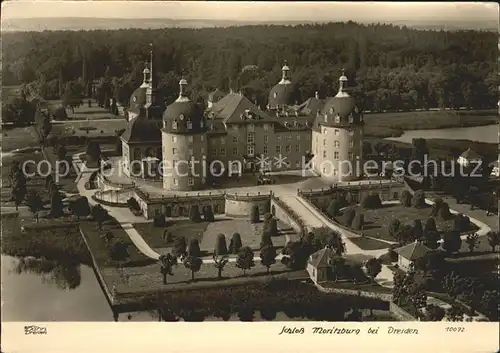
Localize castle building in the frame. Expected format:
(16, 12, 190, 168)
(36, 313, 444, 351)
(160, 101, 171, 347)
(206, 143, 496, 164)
(122, 55, 364, 190)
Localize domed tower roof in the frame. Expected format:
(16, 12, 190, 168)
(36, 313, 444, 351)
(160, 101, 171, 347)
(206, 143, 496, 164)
(162, 77, 206, 134)
(128, 62, 152, 113)
(268, 60, 295, 109)
(318, 70, 363, 127)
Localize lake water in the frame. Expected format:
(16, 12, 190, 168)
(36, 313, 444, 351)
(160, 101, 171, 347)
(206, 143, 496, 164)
(386, 124, 499, 144)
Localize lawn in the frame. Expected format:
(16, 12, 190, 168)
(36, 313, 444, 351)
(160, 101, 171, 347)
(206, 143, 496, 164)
(364, 109, 498, 138)
(336, 203, 478, 242)
(1, 126, 40, 151)
(133, 218, 292, 256)
(349, 236, 392, 250)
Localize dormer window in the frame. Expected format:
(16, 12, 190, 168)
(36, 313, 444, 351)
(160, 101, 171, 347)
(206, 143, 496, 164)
(200, 120, 204, 128)
(172, 120, 178, 130)
(187, 119, 192, 130)
(179, 114, 184, 120)
(324, 114, 328, 122)
(240, 113, 245, 120)
(210, 124, 215, 131)
(335, 115, 340, 123)
(273, 92, 278, 98)
(348, 114, 354, 124)
(294, 121, 298, 127)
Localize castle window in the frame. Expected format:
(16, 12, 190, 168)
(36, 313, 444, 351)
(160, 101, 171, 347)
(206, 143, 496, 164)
(348, 115, 354, 124)
(349, 140, 354, 148)
(179, 114, 184, 121)
(264, 135, 268, 143)
(220, 136, 225, 145)
(264, 124, 269, 131)
(274, 92, 278, 98)
(248, 124, 255, 132)
(200, 121, 204, 128)
(172, 148, 178, 155)
(329, 108, 334, 114)
(286, 145, 291, 153)
(323, 139, 326, 146)
(188, 148, 193, 156)
(172, 136, 177, 143)
(172, 120, 178, 130)
(323, 151, 326, 158)
(212, 149, 217, 156)
(188, 136, 194, 143)
(188, 178, 194, 186)
(348, 152, 354, 160)
(324, 114, 328, 122)
(233, 147, 238, 155)
(220, 148, 226, 156)
(247, 132, 255, 145)
(297, 133, 300, 140)
(276, 145, 281, 154)
(335, 115, 340, 123)
(232, 136, 238, 143)
(247, 145, 255, 156)
(187, 119, 193, 130)
(334, 140, 340, 148)
(334, 170, 339, 176)
(334, 129, 339, 136)
(287, 134, 292, 141)
(277, 135, 281, 141)
(334, 152, 340, 160)
(263, 145, 268, 154)
(296, 144, 300, 152)
(201, 147, 205, 154)
(201, 135, 204, 141)
(348, 129, 354, 136)
(360, 115, 363, 122)
(173, 178, 178, 186)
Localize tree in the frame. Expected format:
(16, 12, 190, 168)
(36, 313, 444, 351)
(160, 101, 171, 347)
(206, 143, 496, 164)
(480, 290, 499, 320)
(327, 199, 341, 218)
(264, 218, 278, 237)
(260, 245, 277, 273)
(214, 233, 228, 255)
(69, 196, 91, 220)
(430, 198, 443, 217)
(163, 230, 174, 243)
(365, 258, 382, 283)
(212, 254, 229, 279)
(189, 204, 201, 222)
(228, 232, 242, 254)
(250, 205, 260, 223)
(173, 236, 187, 258)
(388, 219, 401, 239)
(330, 256, 346, 282)
(486, 231, 500, 252)
(326, 231, 346, 256)
(411, 219, 423, 241)
(61, 82, 83, 114)
(203, 205, 215, 222)
(395, 224, 414, 246)
(53, 106, 68, 121)
(438, 202, 452, 220)
(423, 230, 441, 250)
(153, 214, 166, 227)
(158, 253, 177, 285)
(412, 190, 426, 208)
(343, 208, 356, 227)
(465, 233, 479, 253)
(424, 304, 445, 321)
(442, 230, 461, 256)
(50, 190, 64, 218)
(443, 272, 461, 300)
(424, 217, 437, 235)
(187, 239, 202, 257)
(12, 184, 26, 211)
(260, 230, 273, 249)
(26, 190, 43, 222)
(91, 204, 108, 230)
(236, 246, 255, 275)
(86, 141, 102, 162)
(183, 256, 203, 281)
(400, 190, 412, 207)
(352, 212, 364, 231)
(109, 241, 129, 272)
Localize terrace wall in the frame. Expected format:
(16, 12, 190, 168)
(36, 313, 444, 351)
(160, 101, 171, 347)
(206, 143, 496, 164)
(270, 195, 306, 236)
(225, 192, 271, 217)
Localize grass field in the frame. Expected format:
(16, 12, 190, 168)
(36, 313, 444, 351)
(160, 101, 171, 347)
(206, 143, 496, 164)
(1, 126, 40, 151)
(349, 236, 393, 250)
(336, 203, 478, 242)
(134, 218, 292, 256)
(50, 119, 127, 138)
(364, 109, 498, 138)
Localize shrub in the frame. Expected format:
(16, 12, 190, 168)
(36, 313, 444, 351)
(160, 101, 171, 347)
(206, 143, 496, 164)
(260, 231, 273, 249)
(327, 199, 341, 218)
(361, 194, 382, 209)
(163, 230, 174, 243)
(265, 218, 279, 237)
(454, 214, 470, 232)
(189, 205, 202, 222)
(430, 198, 444, 217)
(343, 208, 356, 227)
(389, 219, 401, 239)
(400, 190, 412, 207)
(214, 233, 228, 255)
(203, 205, 215, 222)
(442, 230, 462, 255)
(250, 205, 260, 223)
(352, 213, 364, 231)
(423, 231, 441, 250)
(229, 233, 243, 254)
(53, 106, 68, 121)
(85, 141, 101, 161)
(153, 214, 166, 227)
(172, 236, 187, 258)
(188, 239, 202, 257)
(412, 219, 423, 241)
(424, 218, 437, 235)
(412, 190, 426, 208)
(439, 202, 452, 220)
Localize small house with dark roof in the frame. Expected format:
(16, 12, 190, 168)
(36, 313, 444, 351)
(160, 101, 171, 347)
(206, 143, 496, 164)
(457, 148, 482, 167)
(306, 246, 336, 283)
(394, 241, 431, 272)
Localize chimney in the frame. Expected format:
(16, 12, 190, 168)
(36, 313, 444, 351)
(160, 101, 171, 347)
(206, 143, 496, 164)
(315, 91, 319, 99)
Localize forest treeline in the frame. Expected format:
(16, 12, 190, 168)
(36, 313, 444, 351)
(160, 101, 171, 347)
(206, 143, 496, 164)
(3, 22, 498, 111)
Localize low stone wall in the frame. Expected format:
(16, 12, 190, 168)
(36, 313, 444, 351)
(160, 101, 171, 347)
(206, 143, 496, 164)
(225, 192, 271, 217)
(316, 283, 392, 302)
(389, 301, 418, 321)
(94, 189, 136, 206)
(97, 173, 135, 192)
(270, 195, 306, 236)
(299, 180, 405, 210)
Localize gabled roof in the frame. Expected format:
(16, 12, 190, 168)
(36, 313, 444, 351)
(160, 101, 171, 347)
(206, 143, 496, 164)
(296, 96, 327, 117)
(209, 93, 277, 124)
(460, 148, 482, 160)
(121, 114, 162, 143)
(394, 241, 431, 261)
(308, 247, 336, 268)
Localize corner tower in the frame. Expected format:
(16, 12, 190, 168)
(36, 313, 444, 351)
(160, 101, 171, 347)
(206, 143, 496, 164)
(312, 70, 364, 181)
(162, 77, 207, 191)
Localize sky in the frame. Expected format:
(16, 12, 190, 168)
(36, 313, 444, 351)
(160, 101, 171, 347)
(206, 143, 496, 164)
(2, 1, 499, 22)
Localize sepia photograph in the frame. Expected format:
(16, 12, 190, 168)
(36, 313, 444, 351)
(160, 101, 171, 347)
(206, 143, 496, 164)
(1, 0, 498, 332)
